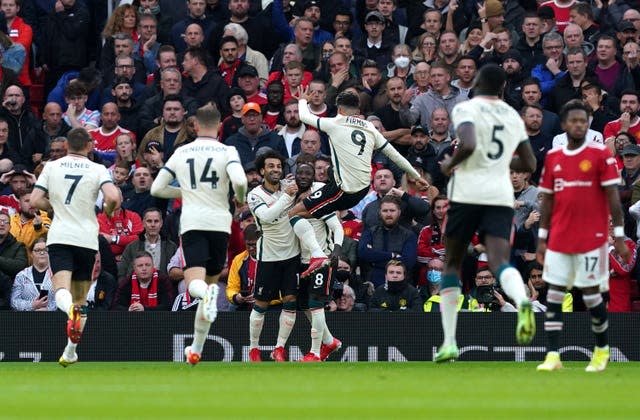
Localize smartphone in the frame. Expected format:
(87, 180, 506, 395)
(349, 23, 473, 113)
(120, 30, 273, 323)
(39, 289, 48, 299)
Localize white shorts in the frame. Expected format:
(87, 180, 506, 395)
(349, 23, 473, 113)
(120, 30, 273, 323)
(543, 244, 609, 289)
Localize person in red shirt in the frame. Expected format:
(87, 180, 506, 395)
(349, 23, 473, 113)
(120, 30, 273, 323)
(539, 0, 576, 33)
(97, 202, 144, 261)
(606, 222, 636, 312)
(417, 195, 447, 286)
(603, 90, 640, 153)
(2, 0, 32, 88)
(536, 99, 630, 372)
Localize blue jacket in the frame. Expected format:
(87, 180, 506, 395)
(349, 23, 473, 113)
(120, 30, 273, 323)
(531, 63, 566, 105)
(225, 126, 288, 166)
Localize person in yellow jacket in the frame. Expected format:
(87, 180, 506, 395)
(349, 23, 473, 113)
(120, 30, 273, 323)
(10, 188, 51, 259)
(423, 257, 475, 312)
(226, 224, 282, 310)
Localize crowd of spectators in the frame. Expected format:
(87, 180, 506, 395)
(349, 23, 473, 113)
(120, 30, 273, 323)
(0, 0, 640, 313)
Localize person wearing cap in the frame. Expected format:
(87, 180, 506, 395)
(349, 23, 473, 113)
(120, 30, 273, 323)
(225, 101, 288, 166)
(537, 5, 557, 35)
(218, 35, 242, 88)
(516, 12, 544, 72)
(539, 0, 576, 34)
(407, 125, 441, 187)
(170, 0, 215, 53)
(243, 160, 262, 190)
(237, 63, 267, 106)
(622, 9, 640, 33)
(353, 11, 394, 70)
(616, 20, 639, 47)
(181, 46, 230, 113)
(272, 0, 332, 48)
(501, 49, 527, 109)
(219, 87, 246, 142)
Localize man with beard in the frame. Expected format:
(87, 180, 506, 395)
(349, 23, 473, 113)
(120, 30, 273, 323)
(294, 162, 343, 362)
(428, 108, 455, 158)
(501, 49, 527, 110)
(451, 56, 476, 100)
(10, 187, 51, 251)
(359, 195, 418, 287)
(520, 78, 562, 141)
(407, 125, 443, 190)
(277, 99, 305, 159)
(521, 104, 552, 184)
(89, 103, 136, 164)
(604, 90, 640, 146)
(111, 77, 140, 136)
(139, 95, 190, 161)
(245, 150, 301, 362)
(243, 161, 261, 190)
(375, 77, 412, 156)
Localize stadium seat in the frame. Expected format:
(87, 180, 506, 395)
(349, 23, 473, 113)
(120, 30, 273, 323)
(29, 69, 46, 119)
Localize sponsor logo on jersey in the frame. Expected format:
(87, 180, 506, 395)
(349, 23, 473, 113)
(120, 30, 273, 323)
(553, 164, 562, 172)
(553, 178, 593, 191)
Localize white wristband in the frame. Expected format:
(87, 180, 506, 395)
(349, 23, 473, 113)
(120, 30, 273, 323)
(538, 228, 548, 239)
(614, 226, 625, 238)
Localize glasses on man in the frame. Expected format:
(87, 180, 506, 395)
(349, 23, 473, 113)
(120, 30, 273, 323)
(33, 248, 48, 255)
(476, 275, 494, 280)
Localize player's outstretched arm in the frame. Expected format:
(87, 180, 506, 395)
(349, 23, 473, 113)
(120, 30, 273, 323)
(511, 140, 537, 173)
(606, 185, 632, 263)
(101, 183, 121, 218)
(150, 168, 181, 199)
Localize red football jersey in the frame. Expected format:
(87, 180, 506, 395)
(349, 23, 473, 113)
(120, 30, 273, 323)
(539, 0, 576, 33)
(539, 142, 620, 253)
(603, 118, 640, 142)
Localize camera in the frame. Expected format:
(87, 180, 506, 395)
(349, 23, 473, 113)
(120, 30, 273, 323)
(475, 285, 504, 311)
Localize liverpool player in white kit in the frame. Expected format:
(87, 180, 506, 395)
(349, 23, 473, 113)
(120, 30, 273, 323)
(436, 64, 538, 363)
(536, 100, 630, 372)
(151, 104, 247, 365)
(31, 128, 121, 367)
(291, 89, 429, 279)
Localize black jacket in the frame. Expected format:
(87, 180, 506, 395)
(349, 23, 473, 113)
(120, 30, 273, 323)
(138, 93, 200, 139)
(39, 2, 90, 69)
(181, 70, 231, 115)
(0, 107, 38, 165)
(369, 281, 423, 312)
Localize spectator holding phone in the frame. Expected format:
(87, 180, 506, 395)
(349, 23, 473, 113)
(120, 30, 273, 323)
(10, 238, 56, 311)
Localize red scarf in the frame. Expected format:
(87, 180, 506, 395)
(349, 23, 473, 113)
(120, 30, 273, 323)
(131, 270, 158, 307)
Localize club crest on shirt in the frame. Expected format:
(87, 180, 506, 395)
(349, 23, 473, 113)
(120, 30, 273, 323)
(579, 160, 592, 172)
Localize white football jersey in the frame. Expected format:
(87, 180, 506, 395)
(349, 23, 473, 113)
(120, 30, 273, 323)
(247, 183, 300, 262)
(163, 138, 243, 234)
(299, 99, 421, 193)
(35, 155, 112, 250)
(448, 97, 530, 207)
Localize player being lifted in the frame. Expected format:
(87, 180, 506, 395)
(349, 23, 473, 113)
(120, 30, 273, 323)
(294, 162, 344, 362)
(31, 127, 121, 367)
(151, 103, 247, 365)
(291, 88, 429, 279)
(436, 64, 538, 363)
(536, 100, 630, 373)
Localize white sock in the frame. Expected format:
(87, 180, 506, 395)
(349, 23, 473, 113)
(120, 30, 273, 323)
(440, 287, 460, 347)
(191, 301, 212, 354)
(188, 279, 208, 299)
(55, 289, 73, 315)
(249, 309, 265, 349)
(64, 339, 77, 359)
(292, 218, 325, 258)
(499, 267, 528, 307)
(310, 308, 325, 356)
(322, 322, 334, 345)
(276, 309, 297, 348)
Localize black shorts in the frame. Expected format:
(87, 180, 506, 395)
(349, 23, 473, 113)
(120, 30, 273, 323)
(444, 202, 514, 243)
(303, 183, 369, 218)
(181, 230, 229, 276)
(48, 244, 96, 281)
(298, 263, 332, 309)
(254, 255, 300, 301)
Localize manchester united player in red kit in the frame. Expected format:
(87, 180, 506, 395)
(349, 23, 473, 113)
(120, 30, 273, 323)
(536, 100, 631, 373)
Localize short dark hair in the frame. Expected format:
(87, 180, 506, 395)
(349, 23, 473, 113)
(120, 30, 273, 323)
(620, 89, 640, 101)
(220, 35, 238, 48)
(142, 207, 162, 219)
(243, 223, 260, 241)
(379, 194, 401, 209)
(570, 2, 593, 20)
(157, 44, 176, 60)
(64, 81, 88, 98)
(255, 149, 286, 172)
(335, 90, 359, 109)
(163, 94, 184, 108)
(185, 46, 210, 67)
(559, 99, 590, 122)
(521, 77, 541, 90)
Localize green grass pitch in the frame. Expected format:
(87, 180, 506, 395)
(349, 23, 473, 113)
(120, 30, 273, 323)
(2, 362, 639, 419)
